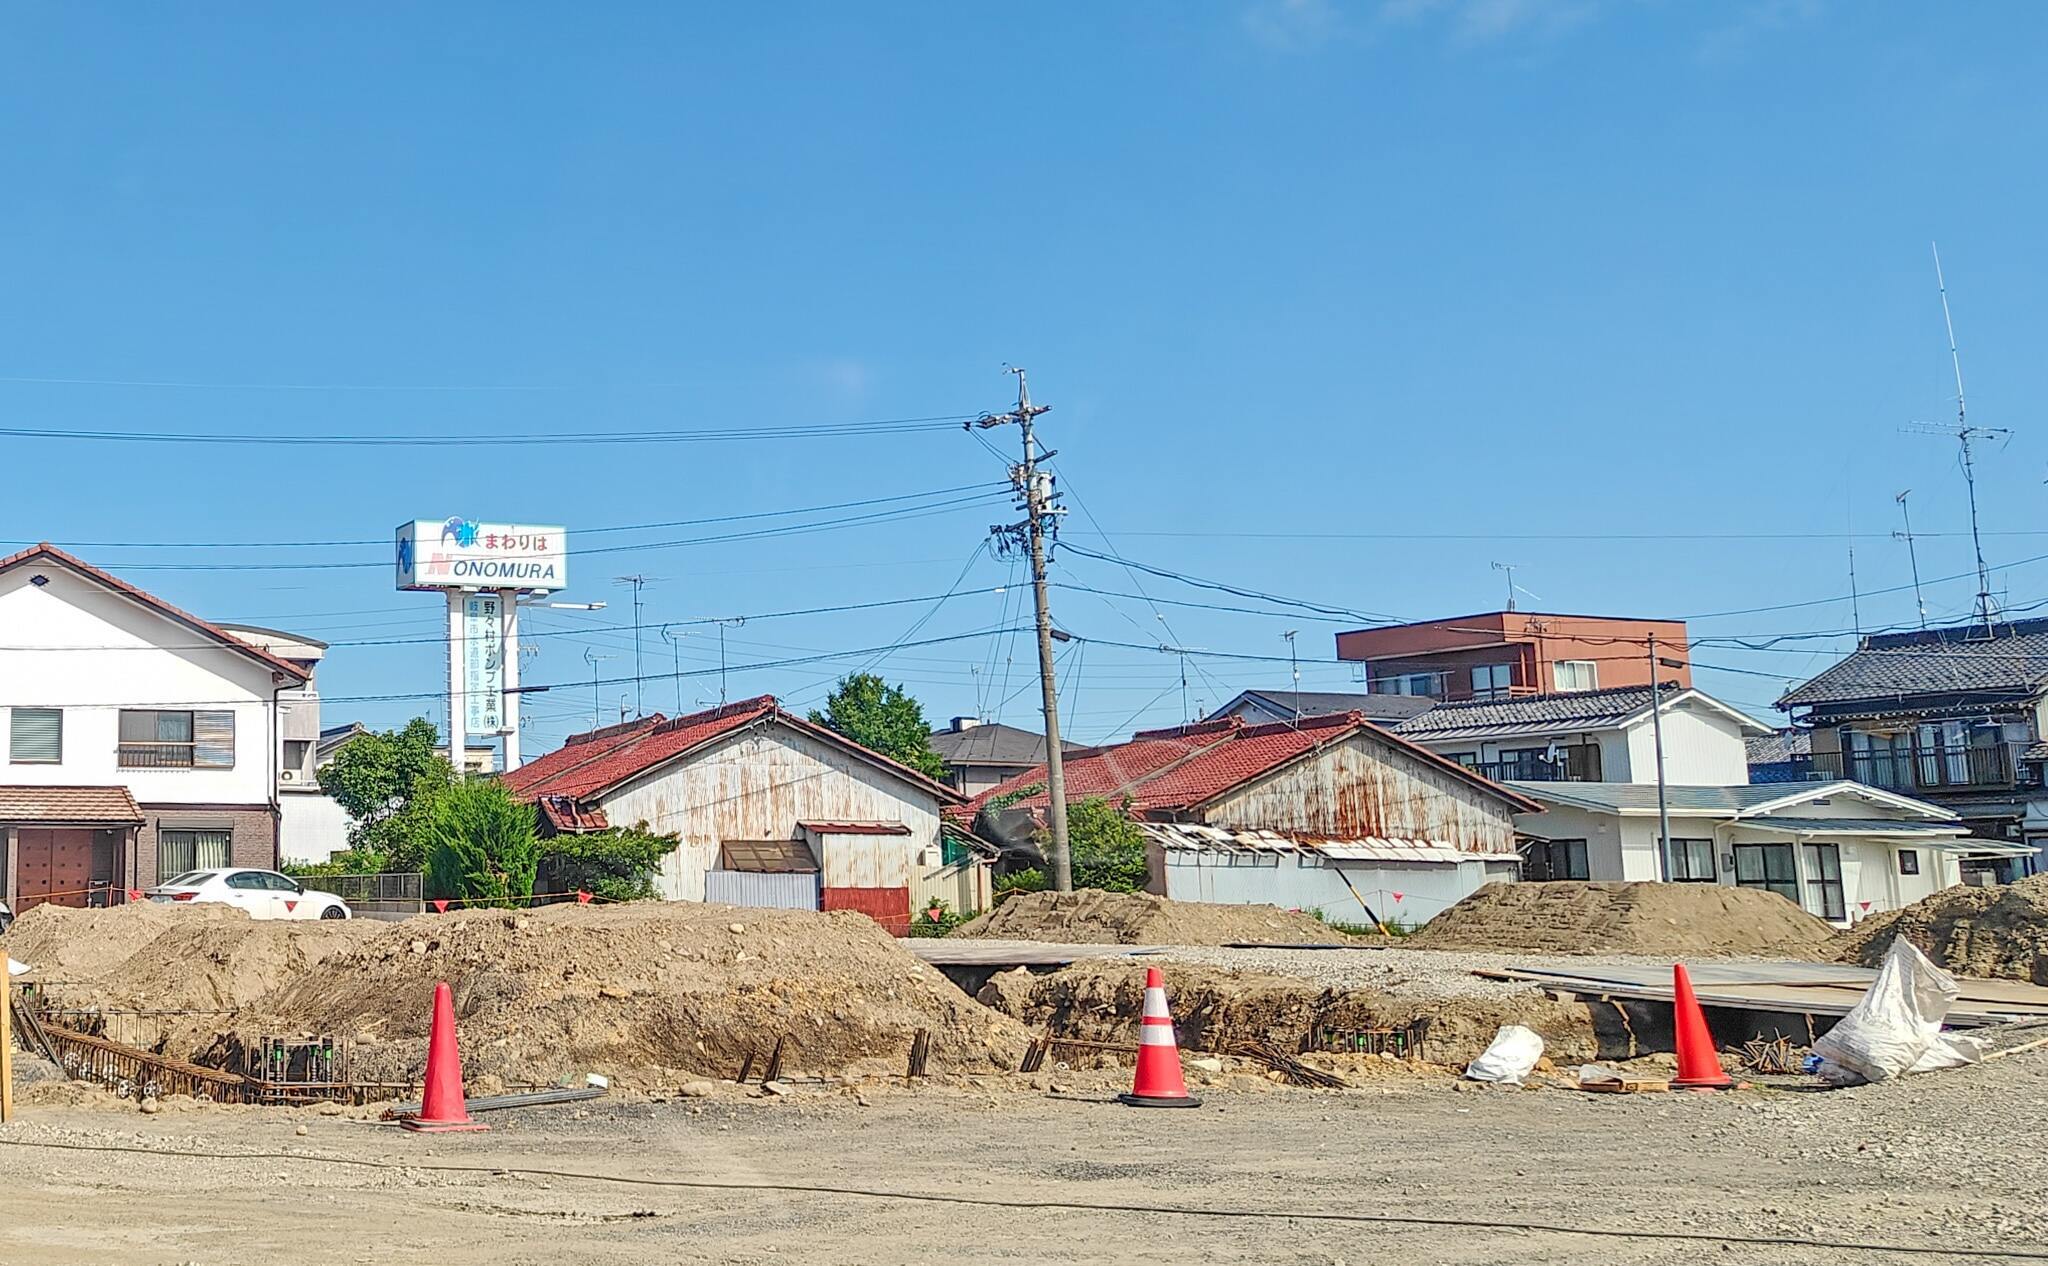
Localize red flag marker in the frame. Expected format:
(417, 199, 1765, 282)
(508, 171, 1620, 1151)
(431, 899, 449, 914)
(575, 890, 593, 905)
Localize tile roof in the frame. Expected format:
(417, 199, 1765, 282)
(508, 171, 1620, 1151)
(1220, 690, 1439, 723)
(536, 795, 611, 833)
(1746, 728, 1811, 765)
(0, 543, 309, 681)
(965, 712, 1539, 820)
(1392, 685, 1659, 741)
(926, 722, 1077, 767)
(506, 695, 964, 806)
(0, 785, 144, 825)
(1778, 618, 2048, 707)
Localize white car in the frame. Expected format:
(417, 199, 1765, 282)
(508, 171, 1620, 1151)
(147, 869, 352, 920)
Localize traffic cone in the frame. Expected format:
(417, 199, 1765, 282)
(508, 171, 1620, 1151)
(403, 981, 489, 1132)
(1118, 967, 1201, 1109)
(1670, 964, 1733, 1090)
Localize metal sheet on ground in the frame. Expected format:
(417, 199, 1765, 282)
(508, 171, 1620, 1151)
(1488, 959, 2048, 1025)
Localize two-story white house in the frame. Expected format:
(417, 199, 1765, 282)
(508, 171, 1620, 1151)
(1390, 684, 1767, 785)
(1, 544, 310, 911)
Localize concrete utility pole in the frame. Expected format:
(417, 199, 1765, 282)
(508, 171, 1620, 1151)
(1647, 633, 1685, 882)
(974, 368, 1073, 891)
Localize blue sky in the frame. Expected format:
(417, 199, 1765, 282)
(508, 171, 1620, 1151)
(4, 2, 2046, 753)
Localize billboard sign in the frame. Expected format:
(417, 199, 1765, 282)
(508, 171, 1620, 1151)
(396, 519, 567, 593)
(462, 592, 507, 734)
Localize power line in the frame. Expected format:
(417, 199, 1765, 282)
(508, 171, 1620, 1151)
(0, 414, 977, 447)
(1057, 541, 1403, 624)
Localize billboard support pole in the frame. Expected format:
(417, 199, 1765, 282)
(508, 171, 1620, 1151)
(447, 590, 465, 779)
(500, 589, 521, 770)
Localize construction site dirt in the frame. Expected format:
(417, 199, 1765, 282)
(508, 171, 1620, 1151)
(4, 1051, 2048, 1265)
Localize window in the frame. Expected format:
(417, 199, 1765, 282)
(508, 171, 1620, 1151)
(1522, 838, 1590, 881)
(1898, 849, 1920, 876)
(1553, 660, 1598, 692)
(1802, 843, 1846, 922)
(225, 870, 269, 890)
(119, 710, 235, 769)
(1371, 671, 1445, 697)
(1662, 837, 1716, 882)
(1733, 842, 1799, 906)
(158, 829, 232, 880)
(1469, 663, 1513, 699)
(9, 707, 62, 763)
(283, 739, 311, 772)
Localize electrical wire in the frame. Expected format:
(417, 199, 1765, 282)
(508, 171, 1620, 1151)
(0, 414, 976, 447)
(1057, 541, 1402, 624)
(0, 1138, 2031, 1259)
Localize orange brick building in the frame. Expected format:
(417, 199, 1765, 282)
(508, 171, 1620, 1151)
(1335, 611, 1691, 702)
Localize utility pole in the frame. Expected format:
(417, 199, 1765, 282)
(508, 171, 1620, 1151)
(1895, 490, 1929, 630)
(614, 575, 652, 717)
(1647, 633, 1685, 882)
(973, 368, 1073, 892)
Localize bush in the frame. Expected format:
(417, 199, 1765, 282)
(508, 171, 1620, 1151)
(423, 781, 538, 909)
(538, 825, 676, 902)
(908, 897, 977, 937)
(993, 867, 1046, 905)
(1065, 797, 1150, 893)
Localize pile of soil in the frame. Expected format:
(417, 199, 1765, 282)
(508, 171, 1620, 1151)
(952, 889, 1355, 946)
(3, 903, 382, 1011)
(1838, 875, 2048, 985)
(1407, 881, 1839, 958)
(5, 901, 1031, 1092)
(978, 959, 1599, 1066)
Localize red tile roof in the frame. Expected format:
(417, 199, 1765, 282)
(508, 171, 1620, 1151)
(506, 695, 965, 807)
(963, 712, 1541, 819)
(0, 543, 310, 681)
(0, 785, 145, 825)
(536, 795, 611, 833)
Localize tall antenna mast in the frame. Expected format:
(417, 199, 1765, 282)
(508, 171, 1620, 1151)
(1894, 489, 1928, 630)
(1491, 561, 1519, 612)
(1281, 630, 1300, 724)
(1932, 243, 2001, 634)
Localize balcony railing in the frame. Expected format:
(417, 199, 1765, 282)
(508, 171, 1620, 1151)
(1807, 743, 2017, 791)
(1466, 751, 1603, 783)
(117, 741, 197, 769)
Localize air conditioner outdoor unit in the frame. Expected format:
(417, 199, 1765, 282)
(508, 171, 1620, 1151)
(280, 769, 298, 783)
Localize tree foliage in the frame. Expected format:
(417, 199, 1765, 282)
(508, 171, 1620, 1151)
(539, 824, 677, 902)
(423, 780, 539, 908)
(808, 673, 949, 781)
(1062, 797, 1151, 893)
(316, 718, 456, 872)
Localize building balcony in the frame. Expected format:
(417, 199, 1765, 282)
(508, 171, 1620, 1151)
(1804, 743, 2021, 793)
(1466, 753, 1602, 783)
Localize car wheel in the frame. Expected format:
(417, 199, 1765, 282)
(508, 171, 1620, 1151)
(319, 905, 347, 920)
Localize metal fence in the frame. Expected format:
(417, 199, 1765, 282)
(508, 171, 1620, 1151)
(295, 871, 423, 915)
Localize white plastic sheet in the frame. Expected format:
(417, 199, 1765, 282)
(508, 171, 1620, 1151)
(1465, 1024, 1545, 1085)
(1811, 938, 1983, 1085)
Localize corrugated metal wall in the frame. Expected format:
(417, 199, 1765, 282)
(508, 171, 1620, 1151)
(822, 885, 910, 934)
(587, 723, 945, 901)
(1201, 730, 1519, 855)
(809, 830, 915, 890)
(909, 859, 991, 915)
(1159, 850, 1502, 927)
(704, 870, 821, 910)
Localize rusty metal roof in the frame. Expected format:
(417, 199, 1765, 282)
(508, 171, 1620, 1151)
(0, 785, 144, 825)
(719, 838, 820, 873)
(798, 821, 910, 835)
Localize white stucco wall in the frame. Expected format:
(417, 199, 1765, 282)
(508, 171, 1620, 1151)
(0, 563, 282, 806)
(1623, 701, 1753, 784)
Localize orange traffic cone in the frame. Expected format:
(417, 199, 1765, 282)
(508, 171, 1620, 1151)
(1670, 964, 1733, 1090)
(1118, 967, 1201, 1109)
(403, 981, 489, 1132)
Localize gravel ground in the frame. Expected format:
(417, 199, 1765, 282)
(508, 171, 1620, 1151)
(3, 1048, 2047, 1264)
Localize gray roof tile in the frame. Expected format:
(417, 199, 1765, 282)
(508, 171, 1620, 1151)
(1778, 618, 2048, 707)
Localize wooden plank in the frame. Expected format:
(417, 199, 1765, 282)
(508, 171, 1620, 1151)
(1578, 1077, 1669, 1094)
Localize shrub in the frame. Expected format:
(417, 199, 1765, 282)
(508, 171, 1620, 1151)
(423, 780, 538, 908)
(908, 897, 977, 937)
(538, 824, 677, 902)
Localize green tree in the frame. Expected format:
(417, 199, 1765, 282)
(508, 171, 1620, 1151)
(1063, 797, 1150, 893)
(538, 824, 677, 902)
(808, 673, 949, 781)
(315, 718, 456, 872)
(423, 780, 539, 908)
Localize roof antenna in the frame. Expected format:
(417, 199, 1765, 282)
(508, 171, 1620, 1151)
(1894, 489, 1929, 630)
(1904, 244, 2009, 637)
(1491, 561, 1525, 612)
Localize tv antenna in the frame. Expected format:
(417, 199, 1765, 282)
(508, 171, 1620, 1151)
(1893, 490, 1928, 630)
(1903, 244, 2010, 635)
(1281, 630, 1301, 724)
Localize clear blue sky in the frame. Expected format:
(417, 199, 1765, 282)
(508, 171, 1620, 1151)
(4, 2, 2046, 753)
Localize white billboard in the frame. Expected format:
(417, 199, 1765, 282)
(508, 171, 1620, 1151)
(395, 519, 567, 593)
(462, 592, 507, 734)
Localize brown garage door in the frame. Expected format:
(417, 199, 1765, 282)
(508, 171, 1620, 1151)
(15, 827, 96, 911)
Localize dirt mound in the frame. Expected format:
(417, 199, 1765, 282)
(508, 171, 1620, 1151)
(978, 959, 1597, 1065)
(952, 889, 1354, 946)
(1407, 881, 1838, 957)
(248, 902, 1029, 1088)
(1838, 875, 2048, 985)
(3, 903, 382, 1011)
